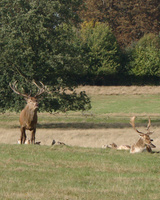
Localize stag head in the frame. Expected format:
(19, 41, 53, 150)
(26, 97, 38, 110)
(130, 116, 156, 148)
(9, 81, 45, 110)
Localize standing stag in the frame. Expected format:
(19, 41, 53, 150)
(10, 81, 45, 144)
(130, 116, 156, 153)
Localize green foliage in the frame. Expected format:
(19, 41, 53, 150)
(129, 34, 160, 77)
(78, 22, 123, 84)
(0, 0, 90, 112)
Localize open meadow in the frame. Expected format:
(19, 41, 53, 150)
(0, 86, 160, 199)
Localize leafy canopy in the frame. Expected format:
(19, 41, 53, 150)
(0, 0, 91, 112)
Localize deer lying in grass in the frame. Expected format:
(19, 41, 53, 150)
(10, 81, 45, 144)
(105, 143, 131, 150)
(102, 143, 130, 150)
(130, 116, 156, 153)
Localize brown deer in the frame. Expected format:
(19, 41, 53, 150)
(10, 81, 45, 144)
(130, 116, 156, 153)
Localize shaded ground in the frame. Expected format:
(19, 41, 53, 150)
(1, 86, 160, 150)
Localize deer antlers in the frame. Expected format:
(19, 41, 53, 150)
(32, 81, 45, 97)
(9, 81, 29, 98)
(130, 116, 153, 135)
(9, 80, 45, 98)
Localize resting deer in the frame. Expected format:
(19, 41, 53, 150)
(130, 116, 156, 153)
(10, 81, 45, 144)
(103, 143, 130, 150)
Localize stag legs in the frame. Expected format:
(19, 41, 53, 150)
(20, 127, 26, 144)
(20, 127, 36, 144)
(31, 129, 36, 144)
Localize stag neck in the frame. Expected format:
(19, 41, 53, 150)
(135, 137, 146, 148)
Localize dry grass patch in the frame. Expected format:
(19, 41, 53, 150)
(77, 85, 160, 95)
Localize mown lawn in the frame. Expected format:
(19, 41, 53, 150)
(0, 144, 160, 200)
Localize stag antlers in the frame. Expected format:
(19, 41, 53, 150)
(9, 80, 45, 98)
(32, 81, 45, 97)
(130, 116, 153, 135)
(9, 81, 28, 98)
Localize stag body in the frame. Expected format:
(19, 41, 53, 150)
(20, 97, 38, 144)
(130, 116, 156, 153)
(130, 135, 154, 153)
(10, 81, 45, 144)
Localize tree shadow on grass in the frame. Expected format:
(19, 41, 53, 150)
(11, 121, 160, 129)
(37, 122, 133, 129)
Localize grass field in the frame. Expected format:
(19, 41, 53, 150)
(0, 144, 160, 200)
(1, 86, 160, 199)
(91, 94, 160, 114)
(1, 93, 160, 129)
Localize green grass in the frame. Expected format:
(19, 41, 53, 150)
(90, 94, 160, 114)
(0, 144, 160, 200)
(1, 93, 160, 199)
(1, 94, 160, 128)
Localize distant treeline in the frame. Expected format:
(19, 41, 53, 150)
(79, 0, 160, 48)
(77, 0, 160, 85)
(74, 23, 160, 85)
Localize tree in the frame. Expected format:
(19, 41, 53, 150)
(77, 22, 122, 85)
(0, 0, 91, 112)
(129, 34, 160, 77)
(78, 0, 160, 48)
